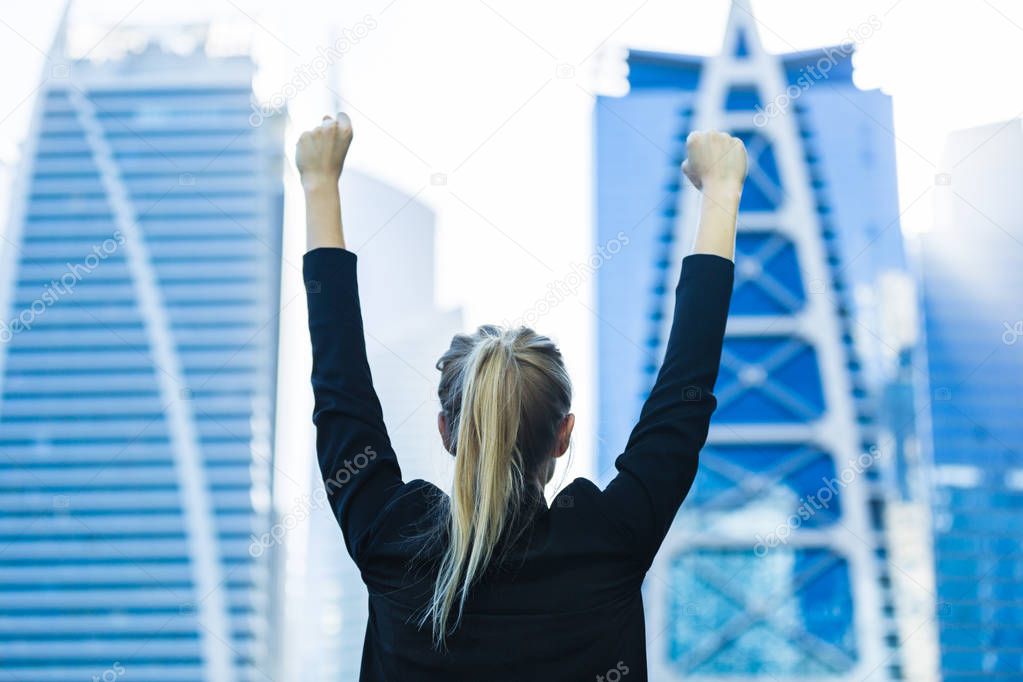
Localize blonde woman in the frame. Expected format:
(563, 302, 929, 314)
(297, 113, 746, 681)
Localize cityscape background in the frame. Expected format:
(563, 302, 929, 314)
(0, 0, 1020, 680)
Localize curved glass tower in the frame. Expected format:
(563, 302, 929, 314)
(0, 35, 285, 682)
(595, 3, 908, 679)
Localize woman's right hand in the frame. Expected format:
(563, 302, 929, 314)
(681, 130, 747, 195)
(684, 131, 746, 261)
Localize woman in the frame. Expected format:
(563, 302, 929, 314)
(297, 113, 746, 681)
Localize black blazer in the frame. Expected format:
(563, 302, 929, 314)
(304, 248, 734, 681)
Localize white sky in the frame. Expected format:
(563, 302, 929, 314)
(0, 0, 1020, 482)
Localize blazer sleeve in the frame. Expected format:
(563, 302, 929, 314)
(304, 247, 404, 562)
(598, 254, 734, 561)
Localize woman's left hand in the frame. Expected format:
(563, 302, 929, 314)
(296, 112, 354, 192)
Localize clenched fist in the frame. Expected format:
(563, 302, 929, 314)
(296, 113, 353, 190)
(681, 131, 747, 195)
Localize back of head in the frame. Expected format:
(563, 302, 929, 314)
(426, 324, 571, 647)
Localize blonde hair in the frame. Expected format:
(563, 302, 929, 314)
(424, 325, 571, 648)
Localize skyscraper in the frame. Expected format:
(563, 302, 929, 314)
(920, 119, 1023, 681)
(0, 31, 285, 682)
(594, 2, 909, 678)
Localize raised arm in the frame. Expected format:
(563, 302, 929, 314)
(682, 131, 746, 261)
(298, 114, 404, 561)
(298, 113, 351, 250)
(599, 131, 746, 560)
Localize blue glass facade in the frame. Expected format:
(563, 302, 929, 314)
(0, 48, 284, 680)
(595, 7, 906, 679)
(921, 120, 1023, 681)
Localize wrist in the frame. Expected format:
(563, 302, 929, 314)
(301, 174, 340, 196)
(701, 181, 743, 207)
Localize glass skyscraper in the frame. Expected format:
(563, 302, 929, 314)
(594, 2, 909, 678)
(0, 34, 285, 682)
(920, 119, 1023, 681)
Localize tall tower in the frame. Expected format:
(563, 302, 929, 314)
(919, 119, 1023, 680)
(0, 29, 285, 682)
(595, 2, 911, 679)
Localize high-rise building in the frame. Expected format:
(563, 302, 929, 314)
(919, 119, 1023, 681)
(0, 30, 285, 682)
(594, 2, 911, 678)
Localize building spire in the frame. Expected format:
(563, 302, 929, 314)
(49, 0, 73, 63)
(722, 0, 763, 60)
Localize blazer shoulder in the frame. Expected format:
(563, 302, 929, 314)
(375, 479, 446, 532)
(549, 477, 610, 517)
(549, 477, 637, 547)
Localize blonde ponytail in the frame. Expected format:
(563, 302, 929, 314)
(426, 325, 571, 647)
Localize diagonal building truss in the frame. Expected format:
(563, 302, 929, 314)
(639, 3, 899, 680)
